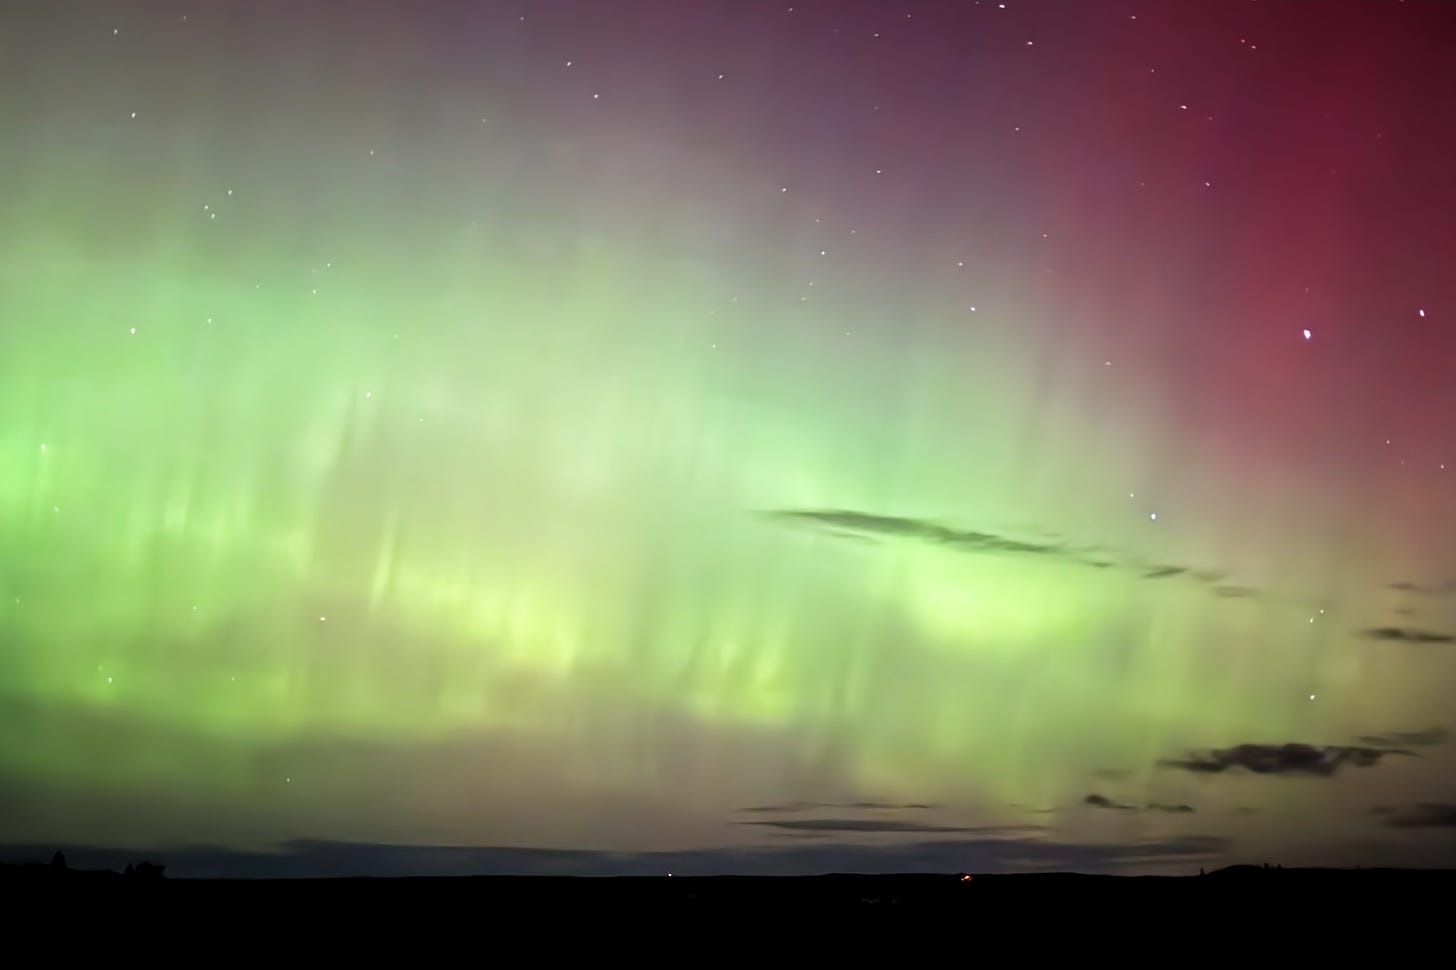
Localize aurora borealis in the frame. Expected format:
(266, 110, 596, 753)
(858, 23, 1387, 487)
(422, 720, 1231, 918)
(2, 0, 1455, 876)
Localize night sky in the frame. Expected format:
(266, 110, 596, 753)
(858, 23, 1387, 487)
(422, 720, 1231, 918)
(2, 0, 1455, 878)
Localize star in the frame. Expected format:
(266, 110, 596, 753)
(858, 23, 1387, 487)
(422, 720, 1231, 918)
(1303, 329, 1311, 339)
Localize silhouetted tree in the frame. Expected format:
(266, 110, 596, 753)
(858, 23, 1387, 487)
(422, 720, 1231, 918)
(49, 851, 67, 870)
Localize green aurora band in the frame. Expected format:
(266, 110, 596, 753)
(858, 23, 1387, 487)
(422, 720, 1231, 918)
(4, 222, 1442, 860)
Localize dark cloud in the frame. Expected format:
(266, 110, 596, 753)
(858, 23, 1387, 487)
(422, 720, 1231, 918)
(0, 834, 1229, 879)
(741, 818, 1030, 834)
(1159, 742, 1413, 777)
(1084, 793, 1135, 811)
(739, 801, 833, 813)
(1383, 804, 1456, 829)
(1386, 581, 1456, 596)
(1084, 794, 1193, 814)
(849, 801, 936, 811)
(762, 509, 1239, 598)
(1356, 727, 1448, 748)
(738, 801, 934, 813)
(764, 510, 1071, 559)
(1360, 627, 1455, 643)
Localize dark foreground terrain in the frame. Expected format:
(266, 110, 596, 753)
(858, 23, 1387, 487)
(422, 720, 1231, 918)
(7, 861, 1454, 910)
(8, 862, 1454, 956)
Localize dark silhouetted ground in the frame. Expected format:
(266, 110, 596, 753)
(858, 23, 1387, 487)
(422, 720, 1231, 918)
(7, 859, 1454, 909)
